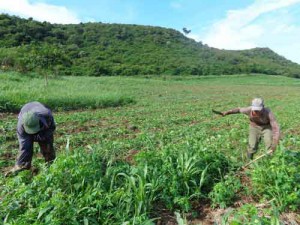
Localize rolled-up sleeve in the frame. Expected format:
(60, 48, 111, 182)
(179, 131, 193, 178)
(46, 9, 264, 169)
(224, 106, 251, 116)
(239, 107, 251, 115)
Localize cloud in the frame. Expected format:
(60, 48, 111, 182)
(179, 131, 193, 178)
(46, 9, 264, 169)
(0, 0, 80, 24)
(170, 2, 182, 9)
(194, 0, 300, 63)
(201, 0, 300, 49)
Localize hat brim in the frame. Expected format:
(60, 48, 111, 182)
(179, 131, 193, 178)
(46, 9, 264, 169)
(24, 125, 40, 134)
(251, 106, 263, 111)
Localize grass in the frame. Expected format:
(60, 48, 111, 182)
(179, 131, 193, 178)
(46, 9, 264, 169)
(0, 72, 135, 112)
(0, 72, 300, 224)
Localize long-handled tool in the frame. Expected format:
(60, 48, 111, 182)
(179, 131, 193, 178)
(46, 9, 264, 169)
(212, 109, 223, 116)
(241, 150, 273, 170)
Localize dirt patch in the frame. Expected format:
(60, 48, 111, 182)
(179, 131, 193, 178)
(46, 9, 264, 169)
(123, 149, 140, 164)
(0, 152, 14, 160)
(151, 202, 177, 225)
(189, 120, 199, 126)
(280, 212, 300, 225)
(69, 126, 89, 133)
(287, 128, 300, 136)
(151, 201, 235, 225)
(190, 207, 234, 225)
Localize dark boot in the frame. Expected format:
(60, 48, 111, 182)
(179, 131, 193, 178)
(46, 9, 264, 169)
(5, 164, 30, 177)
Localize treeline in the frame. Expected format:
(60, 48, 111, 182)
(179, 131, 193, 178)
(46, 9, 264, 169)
(1, 14, 300, 77)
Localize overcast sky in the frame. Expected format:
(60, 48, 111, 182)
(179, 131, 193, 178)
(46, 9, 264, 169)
(1, 0, 300, 64)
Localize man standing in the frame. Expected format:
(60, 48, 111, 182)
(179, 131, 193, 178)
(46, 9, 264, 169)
(221, 98, 280, 159)
(7, 101, 56, 175)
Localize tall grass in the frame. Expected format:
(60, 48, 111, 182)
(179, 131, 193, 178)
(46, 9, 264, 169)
(0, 72, 135, 112)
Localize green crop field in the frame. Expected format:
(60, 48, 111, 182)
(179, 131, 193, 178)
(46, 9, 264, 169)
(0, 72, 300, 224)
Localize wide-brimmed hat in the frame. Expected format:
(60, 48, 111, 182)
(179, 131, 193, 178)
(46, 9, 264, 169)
(22, 111, 40, 134)
(251, 98, 264, 111)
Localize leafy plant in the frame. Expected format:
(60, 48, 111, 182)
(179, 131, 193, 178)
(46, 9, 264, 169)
(209, 173, 242, 208)
(250, 149, 300, 211)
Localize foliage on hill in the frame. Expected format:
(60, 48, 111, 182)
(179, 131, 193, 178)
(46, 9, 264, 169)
(1, 14, 300, 77)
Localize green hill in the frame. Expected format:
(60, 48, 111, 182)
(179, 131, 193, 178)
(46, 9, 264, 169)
(0, 14, 300, 77)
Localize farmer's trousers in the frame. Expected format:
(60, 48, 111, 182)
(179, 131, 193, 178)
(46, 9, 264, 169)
(248, 125, 272, 154)
(16, 134, 56, 169)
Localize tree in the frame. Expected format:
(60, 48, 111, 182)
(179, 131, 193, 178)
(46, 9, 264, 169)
(27, 44, 71, 85)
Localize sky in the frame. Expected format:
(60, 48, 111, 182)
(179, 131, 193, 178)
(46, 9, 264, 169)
(0, 0, 300, 64)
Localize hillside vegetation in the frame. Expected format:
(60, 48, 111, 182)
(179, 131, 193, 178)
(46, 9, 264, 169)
(1, 14, 300, 77)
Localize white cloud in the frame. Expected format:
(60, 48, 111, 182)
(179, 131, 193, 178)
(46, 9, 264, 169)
(0, 0, 80, 24)
(170, 2, 182, 9)
(194, 0, 300, 63)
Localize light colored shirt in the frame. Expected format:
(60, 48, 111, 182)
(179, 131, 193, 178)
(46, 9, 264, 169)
(225, 107, 280, 146)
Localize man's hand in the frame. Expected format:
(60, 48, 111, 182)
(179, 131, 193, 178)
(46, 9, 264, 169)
(271, 144, 277, 151)
(268, 145, 276, 155)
